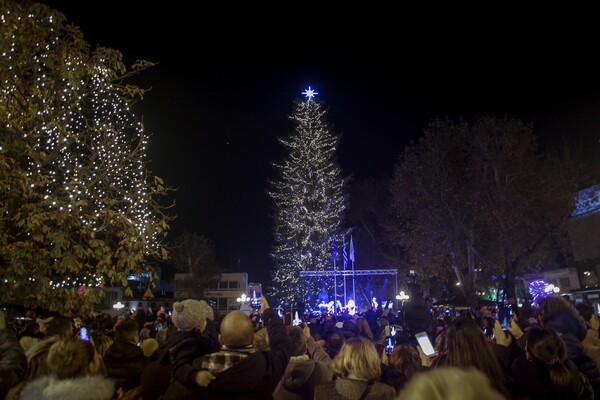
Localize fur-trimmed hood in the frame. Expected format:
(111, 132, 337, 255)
(20, 374, 116, 400)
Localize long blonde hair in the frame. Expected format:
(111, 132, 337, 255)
(398, 367, 507, 400)
(332, 336, 382, 381)
(47, 337, 99, 379)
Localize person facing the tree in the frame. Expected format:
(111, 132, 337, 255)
(156, 299, 218, 391)
(402, 283, 433, 346)
(159, 295, 292, 399)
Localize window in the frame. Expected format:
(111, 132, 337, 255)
(218, 282, 228, 290)
(218, 297, 228, 310)
(560, 277, 571, 288)
(229, 281, 239, 289)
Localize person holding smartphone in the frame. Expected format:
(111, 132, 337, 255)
(431, 316, 512, 399)
(162, 295, 293, 399)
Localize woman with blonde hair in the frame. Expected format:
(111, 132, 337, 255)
(19, 336, 116, 400)
(5, 336, 60, 400)
(397, 367, 507, 400)
(315, 336, 396, 399)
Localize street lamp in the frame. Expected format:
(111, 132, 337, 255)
(396, 291, 409, 301)
(396, 291, 409, 308)
(545, 284, 560, 294)
(237, 293, 249, 303)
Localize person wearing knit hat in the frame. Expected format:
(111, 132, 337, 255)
(156, 299, 219, 392)
(172, 299, 210, 331)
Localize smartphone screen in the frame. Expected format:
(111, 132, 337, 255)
(79, 326, 90, 342)
(250, 283, 262, 308)
(499, 308, 511, 328)
(415, 331, 435, 356)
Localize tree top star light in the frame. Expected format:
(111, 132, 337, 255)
(302, 86, 318, 100)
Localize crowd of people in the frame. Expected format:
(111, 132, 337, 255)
(2, 289, 600, 400)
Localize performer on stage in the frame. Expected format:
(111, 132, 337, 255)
(318, 287, 329, 304)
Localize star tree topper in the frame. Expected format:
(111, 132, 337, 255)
(302, 86, 318, 101)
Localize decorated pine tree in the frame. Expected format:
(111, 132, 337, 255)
(269, 87, 346, 307)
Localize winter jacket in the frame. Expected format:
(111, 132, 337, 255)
(159, 307, 292, 400)
(314, 377, 396, 400)
(20, 375, 116, 400)
(157, 328, 218, 386)
(510, 352, 593, 400)
(272, 336, 333, 399)
(103, 340, 151, 391)
(545, 305, 600, 391)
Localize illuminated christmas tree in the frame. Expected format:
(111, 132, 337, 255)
(0, 1, 171, 313)
(269, 87, 346, 307)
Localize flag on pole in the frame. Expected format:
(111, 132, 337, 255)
(343, 236, 348, 269)
(349, 235, 355, 262)
(332, 237, 337, 263)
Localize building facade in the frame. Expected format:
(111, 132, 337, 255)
(204, 272, 250, 316)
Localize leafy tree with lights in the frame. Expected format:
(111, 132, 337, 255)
(268, 87, 346, 307)
(170, 232, 222, 300)
(0, 1, 172, 314)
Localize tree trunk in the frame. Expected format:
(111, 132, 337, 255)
(503, 245, 516, 300)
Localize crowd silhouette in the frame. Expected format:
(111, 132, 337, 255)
(1, 292, 598, 399)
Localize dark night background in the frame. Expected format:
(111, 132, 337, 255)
(38, 2, 600, 285)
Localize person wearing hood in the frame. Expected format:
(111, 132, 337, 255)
(273, 322, 333, 399)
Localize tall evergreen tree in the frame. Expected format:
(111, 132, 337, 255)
(268, 87, 346, 307)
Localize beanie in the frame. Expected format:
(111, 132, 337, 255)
(172, 299, 209, 331)
(140, 338, 160, 357)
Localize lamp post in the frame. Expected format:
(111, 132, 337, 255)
(237, 293, 252, 315)
(396, 291, 409, 308)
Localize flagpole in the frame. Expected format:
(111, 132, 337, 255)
(343, 236, 347, 308)
(350, 235, 356, 306)
(333, 237, 337, 311)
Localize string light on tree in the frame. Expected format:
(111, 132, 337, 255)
(528, 280, 559, 305)
(268, 87, 346, 307)
(0, 3, 171, 314)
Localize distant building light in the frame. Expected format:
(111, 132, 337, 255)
(113, 302, 125, 309)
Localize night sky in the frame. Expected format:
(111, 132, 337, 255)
(37, 1, 600, 284)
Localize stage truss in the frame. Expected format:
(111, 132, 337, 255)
(299, 269, 398, 277)
(299, 269, 399, 310)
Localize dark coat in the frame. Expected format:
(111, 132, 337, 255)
(510, 352, 593, 400)
(157, 328, 218, 385)
(402, 298, 432, 337)
(545, 305, 600, 392)
(139, 360, 172, 400)
(159, 308, 292, 400)
(103, 340, 151, 391)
